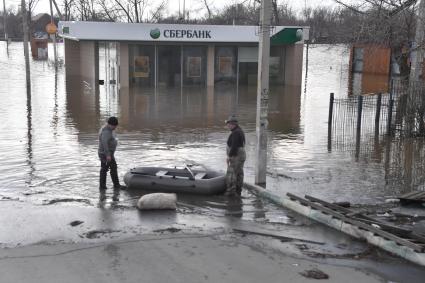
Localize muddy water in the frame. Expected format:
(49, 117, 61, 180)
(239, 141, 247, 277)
(0, 42, 421, 211)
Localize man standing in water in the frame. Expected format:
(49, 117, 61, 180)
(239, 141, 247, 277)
(98, 116, 125, 201)
(225, 115, 246, 197)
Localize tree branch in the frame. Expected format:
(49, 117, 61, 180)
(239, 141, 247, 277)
(333, 0, 366, 14)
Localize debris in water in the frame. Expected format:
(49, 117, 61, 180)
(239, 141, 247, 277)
(1, 195, 20, 201)
(23, 191, 46, 196)
(332, 201, 350, 208)
(82, 229, 120, 239)
(153, 227, 181, 233)
(299, 268, 329, 280)
(233, 227, 324, 245)
(69, 220, 84, 227)
(43, 198, 91, 205)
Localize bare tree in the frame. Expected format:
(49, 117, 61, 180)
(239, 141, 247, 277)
(332, 1, 417, 66)
(92, 0, 167, 23)
(199, 0, 213, 20)
(73, 0, 93, 20)
(28, 0, 40, 16)
(148, 0, 166, 22)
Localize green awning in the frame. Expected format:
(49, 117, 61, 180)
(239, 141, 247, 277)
(271, 28, 303, 45)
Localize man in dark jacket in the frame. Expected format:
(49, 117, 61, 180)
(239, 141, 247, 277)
(225, 115, 246, 196)
(98, 116, 125, 201)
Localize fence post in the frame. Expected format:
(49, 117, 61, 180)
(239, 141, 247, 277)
(328, 93, 334, 151)
(355, 95, 363, 158)
(375, 93, 382, 136)
(387, 98, 394, 136)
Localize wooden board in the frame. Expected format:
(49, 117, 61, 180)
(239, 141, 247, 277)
(287, 193, 425, 252)
(398, 191, 425, 203)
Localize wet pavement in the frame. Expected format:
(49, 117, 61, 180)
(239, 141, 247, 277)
(2, 196, 425, 282)
(2, 42, 425, 281)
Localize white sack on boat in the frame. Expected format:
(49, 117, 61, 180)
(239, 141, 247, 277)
(137, 193, 177, 210)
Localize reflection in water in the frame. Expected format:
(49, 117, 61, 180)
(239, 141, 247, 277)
(225, 197, 244, 218)
(251, 195, 266, 220)
(65, 74, 101, 133)
(26, 76, 34, 184)
(2, 42, 425, 207)
(52, 69, 59, 137)
(384, 137, 425, 193)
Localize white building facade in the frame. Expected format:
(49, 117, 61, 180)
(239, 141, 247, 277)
(58, 21, 309, 90)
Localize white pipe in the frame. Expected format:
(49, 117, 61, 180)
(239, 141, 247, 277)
(244, 182, 425, 267)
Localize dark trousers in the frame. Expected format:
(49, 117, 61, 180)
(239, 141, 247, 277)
(225, 148, 246, 195)
(99, 155, 120, 190)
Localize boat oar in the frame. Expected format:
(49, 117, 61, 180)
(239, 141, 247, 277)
(184, 164, 195, 180)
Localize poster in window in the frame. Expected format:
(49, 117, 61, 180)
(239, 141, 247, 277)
(218, 56, 233, 76)
(269, 57, 280, 76)
(134, 56, 150, 78)
(187, 57, 201, 78)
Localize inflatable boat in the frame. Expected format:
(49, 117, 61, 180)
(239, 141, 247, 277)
(123, 166, 226, 195)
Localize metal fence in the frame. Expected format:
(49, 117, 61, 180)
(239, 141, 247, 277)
(327, 79, 425, 190)
(329, 79, 425, 144)
(328, 93, 391, 157)
(391, 79, 425, 136)
(384, 137, 425, 192)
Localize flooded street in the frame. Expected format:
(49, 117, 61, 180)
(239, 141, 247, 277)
(2, 42, 425, 281)
(0, 42, 415, 206)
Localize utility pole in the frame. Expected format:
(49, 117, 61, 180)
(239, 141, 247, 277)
(2, 0, 7, 42)
(255, 0, 271, 185)
(410, 0, 425, 82)
(51, 0, 62, 18)
(22, 0, 31, 93)
(49, 0, 57, 64)
(183, 0, 186, 21)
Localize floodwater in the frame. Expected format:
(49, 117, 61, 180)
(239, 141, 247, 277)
(0, 42, 422, 211)
(3, 42, 425, 282)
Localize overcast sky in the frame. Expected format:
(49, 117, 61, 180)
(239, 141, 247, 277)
(4, 0, 355, 17)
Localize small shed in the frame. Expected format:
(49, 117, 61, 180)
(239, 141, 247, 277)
(348, 44, 392, 95)
(30, 37, 48, 59)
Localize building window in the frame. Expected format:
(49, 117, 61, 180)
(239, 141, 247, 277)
(183, 46, 207, 85)
(129, 44, 155, 88)
(187, 56, 202, 78)
(215, 46, 237, 84)
(353, 47, 364, 73)
(218, 56, 233, 76)
(134, 56, 150, 78)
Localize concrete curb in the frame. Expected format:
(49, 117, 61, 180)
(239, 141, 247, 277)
(244, 182, 425, 267)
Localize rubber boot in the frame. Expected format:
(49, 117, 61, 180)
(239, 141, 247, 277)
(99, 189, 106, 201)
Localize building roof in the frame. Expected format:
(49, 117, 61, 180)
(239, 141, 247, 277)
(58, 21, 309, 43)
(32, 13, 50, 22)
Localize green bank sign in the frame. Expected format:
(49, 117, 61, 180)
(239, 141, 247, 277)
(150, 28, 212, 39)
(271, 28, 303, 45)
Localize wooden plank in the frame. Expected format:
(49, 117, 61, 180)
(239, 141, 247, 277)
(232, 227, 324, 245)
(411, 233, 425, 244)
(408, 191, 425, 199)
(305, 195, 389, 224)
(351, 217, 413, 237)
(399, 191, 425, 203)
(416, 192, 425, 199)
(305, 195, 351, 213)
(399, 191, 425, 200)
(304, 195, 413, 237)
(399, 191, 422, 199)
(287, 193, 424, 252)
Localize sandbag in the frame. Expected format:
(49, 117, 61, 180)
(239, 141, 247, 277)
(137, 193, 177, 210)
